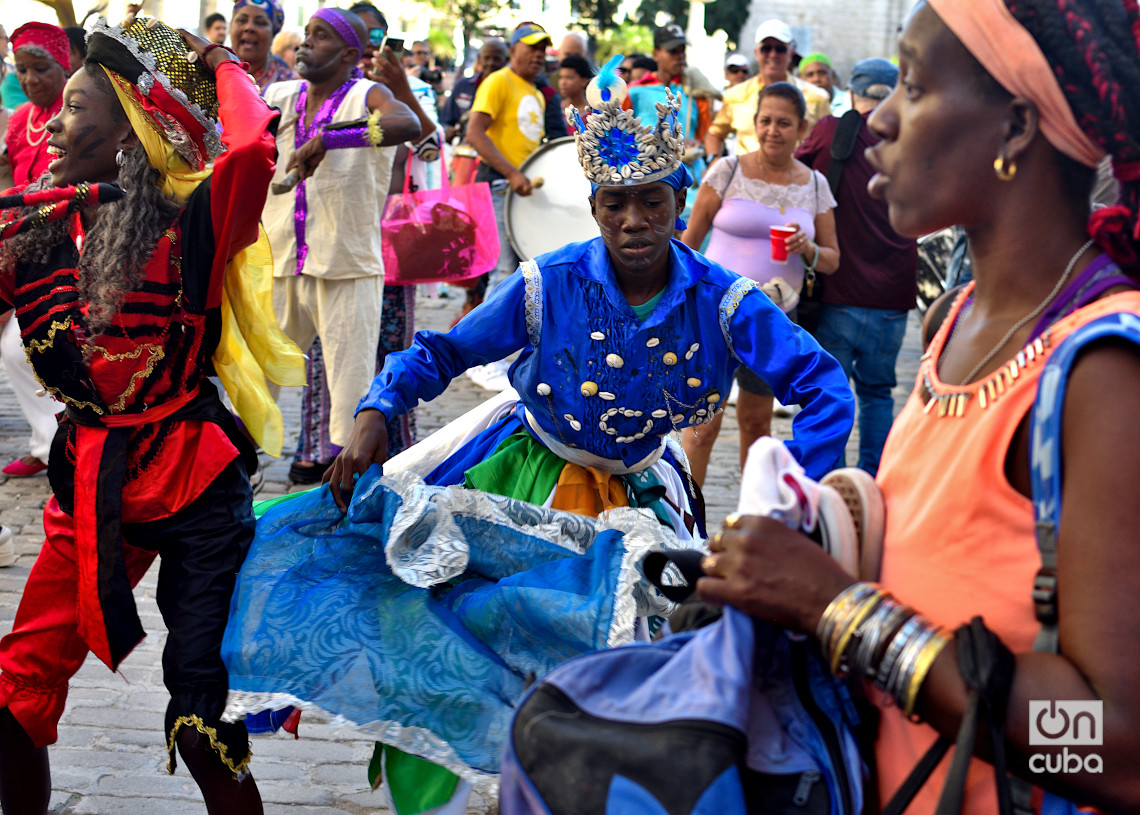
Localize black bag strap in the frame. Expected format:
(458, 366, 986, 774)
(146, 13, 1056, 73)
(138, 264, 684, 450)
(827, 110, 864, 199)
(642, 549, 706, 604)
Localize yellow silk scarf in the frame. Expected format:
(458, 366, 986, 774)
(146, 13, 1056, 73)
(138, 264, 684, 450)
(103, 67, 304, 456)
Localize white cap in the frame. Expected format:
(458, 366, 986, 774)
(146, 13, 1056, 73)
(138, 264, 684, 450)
(725, 53, 749, 68)
(754, 19, 794, 46)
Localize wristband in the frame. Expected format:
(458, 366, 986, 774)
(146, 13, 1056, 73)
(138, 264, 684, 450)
(805, 240, 820, 272)
(322, 110, 385, 150)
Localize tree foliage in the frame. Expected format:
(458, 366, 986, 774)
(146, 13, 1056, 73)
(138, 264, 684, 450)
(633, 0, 752, 49)
(594, 23, 652, 64)
(568, 0, 623, 34)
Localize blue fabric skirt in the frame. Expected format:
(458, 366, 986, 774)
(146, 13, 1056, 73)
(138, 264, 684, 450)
(221, 461, 698, 793)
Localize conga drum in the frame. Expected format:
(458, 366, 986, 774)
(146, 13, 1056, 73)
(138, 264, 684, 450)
(450, 144, 480, 186)
(505, 137, 596, 260)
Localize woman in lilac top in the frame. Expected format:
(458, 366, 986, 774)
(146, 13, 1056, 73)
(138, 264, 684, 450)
(681, 81, 840, 485)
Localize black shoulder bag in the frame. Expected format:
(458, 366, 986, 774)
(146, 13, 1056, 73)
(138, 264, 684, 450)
(798, 110, 863, 335)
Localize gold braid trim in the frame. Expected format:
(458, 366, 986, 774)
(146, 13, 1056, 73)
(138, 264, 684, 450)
(366, 109, 385, 148)
(166, 714, 252, 778)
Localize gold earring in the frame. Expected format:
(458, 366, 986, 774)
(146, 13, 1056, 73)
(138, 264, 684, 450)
(993, 156, 1017, 181)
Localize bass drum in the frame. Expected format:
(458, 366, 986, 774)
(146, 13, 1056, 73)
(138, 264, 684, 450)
(505, 136, 596, 260)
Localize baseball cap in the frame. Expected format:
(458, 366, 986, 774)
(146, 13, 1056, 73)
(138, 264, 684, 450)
(800, 52, 832, 68)
(754, 19, 794, 46)
(850, 57, 899, 98)
(725, 53, 749, 69)
(653, 23, 687, 51)
(512, 23, 551, 47)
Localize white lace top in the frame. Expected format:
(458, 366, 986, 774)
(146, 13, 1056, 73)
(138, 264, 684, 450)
(704, 156, 837, 215)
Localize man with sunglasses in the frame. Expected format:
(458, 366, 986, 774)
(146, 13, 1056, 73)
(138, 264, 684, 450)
(625, 24, 720, 180)
(724, 53, 750, 88)
(704, 19, 830, 160)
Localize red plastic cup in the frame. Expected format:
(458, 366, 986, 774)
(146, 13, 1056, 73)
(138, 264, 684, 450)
(770, 225, 796, 264)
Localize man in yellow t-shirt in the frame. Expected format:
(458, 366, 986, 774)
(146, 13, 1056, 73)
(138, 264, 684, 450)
(467, 21, 550, 293)
(704, 19, 831, 158)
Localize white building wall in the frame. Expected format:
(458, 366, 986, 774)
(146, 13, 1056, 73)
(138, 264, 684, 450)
(740, 0, 913, 87)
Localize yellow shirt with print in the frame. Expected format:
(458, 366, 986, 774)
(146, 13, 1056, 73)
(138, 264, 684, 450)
(471, 66, 547, 169)
(709, 75, 831, 154)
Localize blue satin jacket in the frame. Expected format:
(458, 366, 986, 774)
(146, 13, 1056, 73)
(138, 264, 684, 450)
(359, 238, 853, 479)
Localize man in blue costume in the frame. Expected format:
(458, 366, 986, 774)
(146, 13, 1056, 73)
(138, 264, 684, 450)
(224, 60, 854, 815)
(327, 61, 852, 513)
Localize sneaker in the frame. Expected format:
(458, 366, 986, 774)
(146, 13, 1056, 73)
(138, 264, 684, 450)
(0, 527, 15, 568)
(821, 468, 885, 581)
(465, 359, 512, 392)
(772, 399, 799, 418)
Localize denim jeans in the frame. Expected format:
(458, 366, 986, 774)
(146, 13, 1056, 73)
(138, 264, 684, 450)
(814, 304, 909, 475)
(487, 178, 520, 293)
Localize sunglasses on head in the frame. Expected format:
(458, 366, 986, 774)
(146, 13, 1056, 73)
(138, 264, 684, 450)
(368, 27, 386, 47)
(759, 43, 788, 55)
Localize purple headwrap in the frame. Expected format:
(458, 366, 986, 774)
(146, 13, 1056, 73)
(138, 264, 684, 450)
(311, 8, 364, 56)
(233, 0, 285, 36)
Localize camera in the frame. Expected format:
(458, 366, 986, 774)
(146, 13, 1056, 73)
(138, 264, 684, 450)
(420, 68, 442, 85)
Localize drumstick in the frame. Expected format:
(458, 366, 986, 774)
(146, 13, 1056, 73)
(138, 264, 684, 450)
(271, 171, 300, 195)
(530, 177, 545, 189)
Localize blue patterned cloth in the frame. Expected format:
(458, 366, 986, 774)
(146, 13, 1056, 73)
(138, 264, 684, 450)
(222, 467, 686, 789)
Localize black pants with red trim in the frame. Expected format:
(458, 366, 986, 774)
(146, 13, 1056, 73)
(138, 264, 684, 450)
(0, 458, 255, 772)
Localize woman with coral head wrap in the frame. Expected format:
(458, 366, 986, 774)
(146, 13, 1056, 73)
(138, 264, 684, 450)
(0, 15, 303, 815)
(697, 1, 1140, 812)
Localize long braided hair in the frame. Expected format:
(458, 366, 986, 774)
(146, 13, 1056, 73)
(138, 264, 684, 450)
(1004, 0, 1140, 276)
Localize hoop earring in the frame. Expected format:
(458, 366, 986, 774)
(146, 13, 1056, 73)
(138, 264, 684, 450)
(115, 149, 125, 167)
(993, 155, 1016, 181)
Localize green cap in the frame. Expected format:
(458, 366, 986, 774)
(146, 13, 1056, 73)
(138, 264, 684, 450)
(800, 52, 832, 68)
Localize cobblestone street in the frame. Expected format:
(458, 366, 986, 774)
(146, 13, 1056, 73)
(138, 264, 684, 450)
(0, 289, 923, 813)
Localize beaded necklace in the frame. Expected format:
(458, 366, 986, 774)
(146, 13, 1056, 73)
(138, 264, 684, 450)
(292, 75, 358, 275)
(25, 106, 51, 146)
(922, 241, 1105, 417)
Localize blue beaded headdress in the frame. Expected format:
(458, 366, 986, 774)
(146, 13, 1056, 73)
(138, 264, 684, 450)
(565, 54, 685, 188)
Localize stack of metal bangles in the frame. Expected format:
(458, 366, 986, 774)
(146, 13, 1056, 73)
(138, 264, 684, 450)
(816, 582, 951, 719)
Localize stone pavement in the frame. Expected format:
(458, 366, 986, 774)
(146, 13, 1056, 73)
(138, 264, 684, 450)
(0, 290, 923, 814)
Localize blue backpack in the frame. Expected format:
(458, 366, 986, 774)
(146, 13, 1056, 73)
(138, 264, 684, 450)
(500, 551, 864, 815)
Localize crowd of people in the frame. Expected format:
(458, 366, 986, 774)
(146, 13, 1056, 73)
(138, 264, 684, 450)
(0, 1, 1138, 814)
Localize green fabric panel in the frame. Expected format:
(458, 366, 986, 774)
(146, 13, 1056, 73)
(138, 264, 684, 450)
(630, 287, 667, 321)
(462, 429, 565, 503)
(252, 487, 318, 519)
(624, 467, 673, 528)
(382, 744, 461, 814)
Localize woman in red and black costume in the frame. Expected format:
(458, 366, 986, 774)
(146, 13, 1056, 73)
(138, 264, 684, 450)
(0, 16, 283, 815)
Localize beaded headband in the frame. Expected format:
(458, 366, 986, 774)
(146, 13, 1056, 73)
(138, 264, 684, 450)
(565, 55, 685, 188)
(312, 9, 364, 56)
